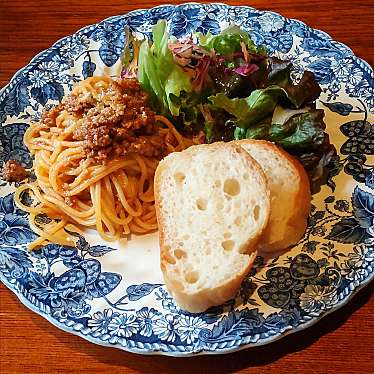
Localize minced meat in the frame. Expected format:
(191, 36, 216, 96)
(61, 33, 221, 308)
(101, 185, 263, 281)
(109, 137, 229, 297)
(40, 104, 63, 127)
(1, 160, 28, 182)
(59, 78, 163, 160)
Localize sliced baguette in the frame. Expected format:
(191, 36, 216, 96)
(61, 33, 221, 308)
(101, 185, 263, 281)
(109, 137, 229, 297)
(235, 139, 311, 252)
(154, 142, 270, 313)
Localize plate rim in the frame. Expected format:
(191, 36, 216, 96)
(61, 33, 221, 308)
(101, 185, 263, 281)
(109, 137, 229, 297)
(1, 261, 373, 356)
(1, 2, 373, 96)
(0, 1, 373, 357)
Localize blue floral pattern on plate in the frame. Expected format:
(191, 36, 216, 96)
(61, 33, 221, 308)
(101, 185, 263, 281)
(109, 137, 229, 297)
(0, 3, 373, 356)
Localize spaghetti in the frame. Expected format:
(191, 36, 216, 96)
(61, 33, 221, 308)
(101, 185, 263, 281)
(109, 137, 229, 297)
(15, 76, 195, 250)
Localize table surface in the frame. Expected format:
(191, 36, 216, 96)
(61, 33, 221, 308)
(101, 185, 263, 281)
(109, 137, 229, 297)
(1, 1, 373, 373)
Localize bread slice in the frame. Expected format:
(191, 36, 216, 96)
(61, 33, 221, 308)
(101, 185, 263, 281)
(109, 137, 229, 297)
(154, 142, 270, 313)
(235, 139, 311, 252)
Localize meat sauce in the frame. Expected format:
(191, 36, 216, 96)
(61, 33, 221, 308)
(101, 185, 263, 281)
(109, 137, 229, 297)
(50, 78, 164, 161)
(1, 160, 28, 182)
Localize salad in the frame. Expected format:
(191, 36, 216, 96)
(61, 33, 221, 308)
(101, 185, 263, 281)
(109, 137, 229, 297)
(122, 21, 335, 190)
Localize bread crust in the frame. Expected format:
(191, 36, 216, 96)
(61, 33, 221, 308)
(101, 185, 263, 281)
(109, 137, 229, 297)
(235, 139, 311, 252)
(154, 142, 270, 313)
(163, 252, 256, 313)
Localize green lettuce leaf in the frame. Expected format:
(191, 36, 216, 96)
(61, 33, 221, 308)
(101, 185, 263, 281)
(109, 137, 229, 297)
(275, 110, 326, 149)
(234, 118, 271, 140)
(169, 90, 204, 129)
(204, 122, 214, 143)
(234, 109, 326, 149)
(164, 69, 192, 116)
(233, 108, 332, 190)
(209, 86, 283, 128)
(137, 20, 192, 116)
(196, 25, 262, 55)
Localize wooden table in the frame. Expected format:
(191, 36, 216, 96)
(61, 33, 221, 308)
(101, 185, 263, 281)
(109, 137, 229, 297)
(1, 1, 373, 373)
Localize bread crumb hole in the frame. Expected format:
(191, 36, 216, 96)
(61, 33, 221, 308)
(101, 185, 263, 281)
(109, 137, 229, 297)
(243, 173, 249, 180)
(205, 247, 211, 255)
(178, 242, 184, 247)
(224, 178, 240, 196)
(222, 240, 235, 251)
(214, 180, 221, 187)
(224, 232, 232, 239)
(234, 216, 241, 226)
(183, 234, 190, 240)
(254, 205, 260, 221)
(185, 271, 199, 284)
(164, 253, 176, 265)
(174, 249, 186, 259)
(196, 198, 207, 210)
(174, 172, 185, 185)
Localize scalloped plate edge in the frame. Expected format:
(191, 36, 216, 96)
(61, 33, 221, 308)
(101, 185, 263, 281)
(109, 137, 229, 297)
(1, 269, 373, 356)
(0, 2, 373, 98)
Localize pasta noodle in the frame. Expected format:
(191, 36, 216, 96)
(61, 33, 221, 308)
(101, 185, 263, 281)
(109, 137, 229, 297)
(15, 76, 195, 250)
